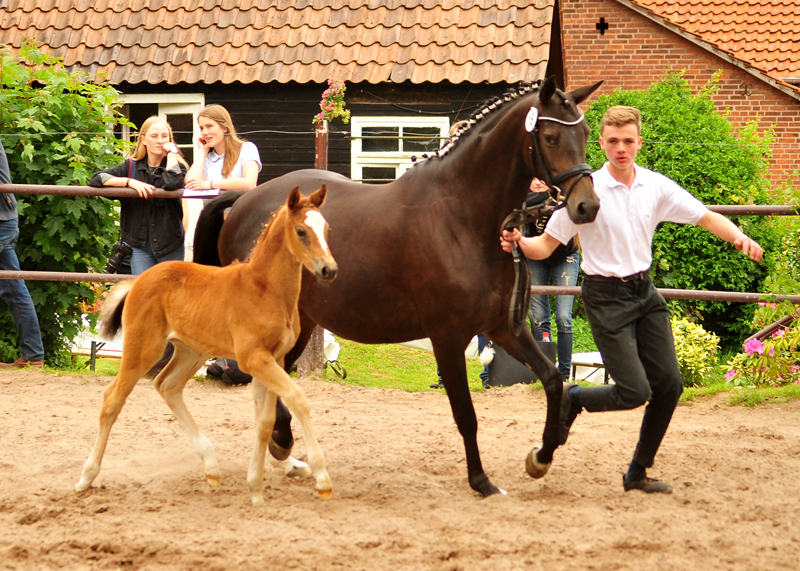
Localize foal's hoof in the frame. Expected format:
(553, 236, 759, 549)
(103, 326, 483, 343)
(268, 438, 293, 462)
(317, 489, 333, 501)
(525, 447, 552, 479)
(206, 474, 221, 487)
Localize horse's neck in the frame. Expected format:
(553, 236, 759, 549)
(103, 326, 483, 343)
(245, 210, 303, 302)
(422, 112, 532, 228)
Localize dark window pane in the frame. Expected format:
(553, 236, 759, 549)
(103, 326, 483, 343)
(362, 127, 399, 152)
(361, 167, 396, 183)
(166, 113, 194, 146)
(127, 104, 158, 133)
(403, 127, 442, 153)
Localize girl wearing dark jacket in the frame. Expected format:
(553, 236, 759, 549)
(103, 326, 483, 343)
(90, 116, 187, 274)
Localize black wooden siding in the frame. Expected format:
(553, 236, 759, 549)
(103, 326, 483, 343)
(123, 81, 517, 185)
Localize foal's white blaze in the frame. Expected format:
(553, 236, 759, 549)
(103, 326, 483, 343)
(305, 210, 328, 253)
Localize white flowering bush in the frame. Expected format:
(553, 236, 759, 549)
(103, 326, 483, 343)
(672, 317, 719, 387)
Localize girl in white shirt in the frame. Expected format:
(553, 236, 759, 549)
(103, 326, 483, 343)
(185, 104, 262, 192)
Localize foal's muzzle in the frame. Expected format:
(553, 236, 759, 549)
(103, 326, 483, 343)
(313, 260, 338, 283)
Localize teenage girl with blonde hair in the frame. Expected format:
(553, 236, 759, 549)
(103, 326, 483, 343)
(89, 116, 188, 274)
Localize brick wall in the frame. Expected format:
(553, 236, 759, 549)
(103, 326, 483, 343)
(561, 0, 800, 188)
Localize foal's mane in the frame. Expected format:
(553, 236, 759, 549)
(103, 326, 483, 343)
(410, 81, 540, 166)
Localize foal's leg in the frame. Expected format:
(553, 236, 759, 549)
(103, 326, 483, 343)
(75, 341, 165, 492)
(244, 352, 332, 502)
(153, 341, 221, 486)
(268, 310, 316, 460)
(250, 380, 311, 482)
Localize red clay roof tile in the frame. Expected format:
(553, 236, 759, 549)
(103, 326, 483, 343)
(1, 0, 553, 84)
(629, 0, 800, 84)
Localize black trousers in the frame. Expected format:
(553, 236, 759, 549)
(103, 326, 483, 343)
(580, 276, 683, 468)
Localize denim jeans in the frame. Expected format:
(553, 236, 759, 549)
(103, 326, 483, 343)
(527, 251, 579, 378)
(130, 244, 186, 275)
(0, 219, 45, 361)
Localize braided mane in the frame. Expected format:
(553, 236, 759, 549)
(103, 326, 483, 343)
(410, 81, 540, 165)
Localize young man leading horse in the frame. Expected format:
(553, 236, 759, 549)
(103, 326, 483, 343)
(501, 105, 763, 494)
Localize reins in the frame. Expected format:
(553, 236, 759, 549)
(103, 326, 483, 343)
(502, 104, 594, 336)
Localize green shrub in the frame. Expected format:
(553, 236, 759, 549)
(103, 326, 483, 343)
(725, 179, 800, 388)
(671, 317, 719, 386)
(0, 40, 132, 366)
(585, 73, 779, 348)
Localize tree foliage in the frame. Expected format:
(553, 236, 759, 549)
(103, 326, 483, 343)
(0, 40, 132, 366)
(584, 73, 779, 347)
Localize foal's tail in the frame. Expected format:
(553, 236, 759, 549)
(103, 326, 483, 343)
(193, 191, 247, 266)
(98, 281, 134, 340)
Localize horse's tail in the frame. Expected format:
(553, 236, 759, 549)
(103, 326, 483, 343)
(193, 191, 247, 266)
(98, 281, 134, 340)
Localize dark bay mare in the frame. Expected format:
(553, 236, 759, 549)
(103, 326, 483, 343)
(193, 77, 602, 497)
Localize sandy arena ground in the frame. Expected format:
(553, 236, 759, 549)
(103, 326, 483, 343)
(1, 368, 799, 571)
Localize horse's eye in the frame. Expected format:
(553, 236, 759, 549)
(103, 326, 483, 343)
(296, 226, 307, 238)
(544, 135, 558, 146)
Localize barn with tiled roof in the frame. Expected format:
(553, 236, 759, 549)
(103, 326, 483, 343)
(1, 0, 798, 183)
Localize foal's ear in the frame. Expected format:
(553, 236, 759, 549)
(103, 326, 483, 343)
(538, 76, 558, 105)
(570, 80, 604, 106)
(287, 186, 302, 211)
(309, 185, 327, 208)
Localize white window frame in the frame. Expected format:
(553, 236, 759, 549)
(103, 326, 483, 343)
(118, 93, 205, 154)
(118, 93, 206, 260)
(351, 116, 450, 182)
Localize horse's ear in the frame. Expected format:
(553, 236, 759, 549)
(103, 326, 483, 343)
(539, 76, 557, 105)
(569, 80, 604, 106)
(309, 184, 327, 208)
(287, 186, 302, 211)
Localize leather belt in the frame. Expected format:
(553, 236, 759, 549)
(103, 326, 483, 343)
(583, 271, 650, 283)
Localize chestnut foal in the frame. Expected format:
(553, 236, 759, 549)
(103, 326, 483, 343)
(75, 186, 337, 505)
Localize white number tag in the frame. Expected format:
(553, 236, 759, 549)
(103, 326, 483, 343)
(525, 107, 539, 132)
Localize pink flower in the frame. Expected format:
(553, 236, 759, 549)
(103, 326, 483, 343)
(744, 338, 764, 355)
(791, 365, 799, 373)
(725, 370, 737, 381)
(772, 329, 785, 338)
(768, 347, 775, 357)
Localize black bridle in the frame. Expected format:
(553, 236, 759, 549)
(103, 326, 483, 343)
(503, 106, 594, 336)
(528, 108, 594, 212)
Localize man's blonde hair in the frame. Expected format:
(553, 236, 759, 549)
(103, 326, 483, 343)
(601, 106, 642, 136)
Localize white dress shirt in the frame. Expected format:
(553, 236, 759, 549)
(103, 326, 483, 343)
(545, 163, 707, 278)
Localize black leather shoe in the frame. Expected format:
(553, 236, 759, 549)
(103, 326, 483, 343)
(429, 382, 445, 389)
(559, 383, 581, 445)
(623, 475, 673, 494)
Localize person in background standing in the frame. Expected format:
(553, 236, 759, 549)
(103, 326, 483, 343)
(525, 177, 580, 380)
(185, 104, 262, 192)
(0, 138, 45, 368)
(89, 116, 188, 275)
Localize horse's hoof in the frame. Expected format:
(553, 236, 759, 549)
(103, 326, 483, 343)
(206, 474, 221, 487)
(317, 489, 333, 501)
(525, 446, 552, 479)
(268, 438, 293, 462)
(251, 494, 265, 507)
(269, 456, 312, 478)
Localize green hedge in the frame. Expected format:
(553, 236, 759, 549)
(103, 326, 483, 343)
(0, 41, 132, 366)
